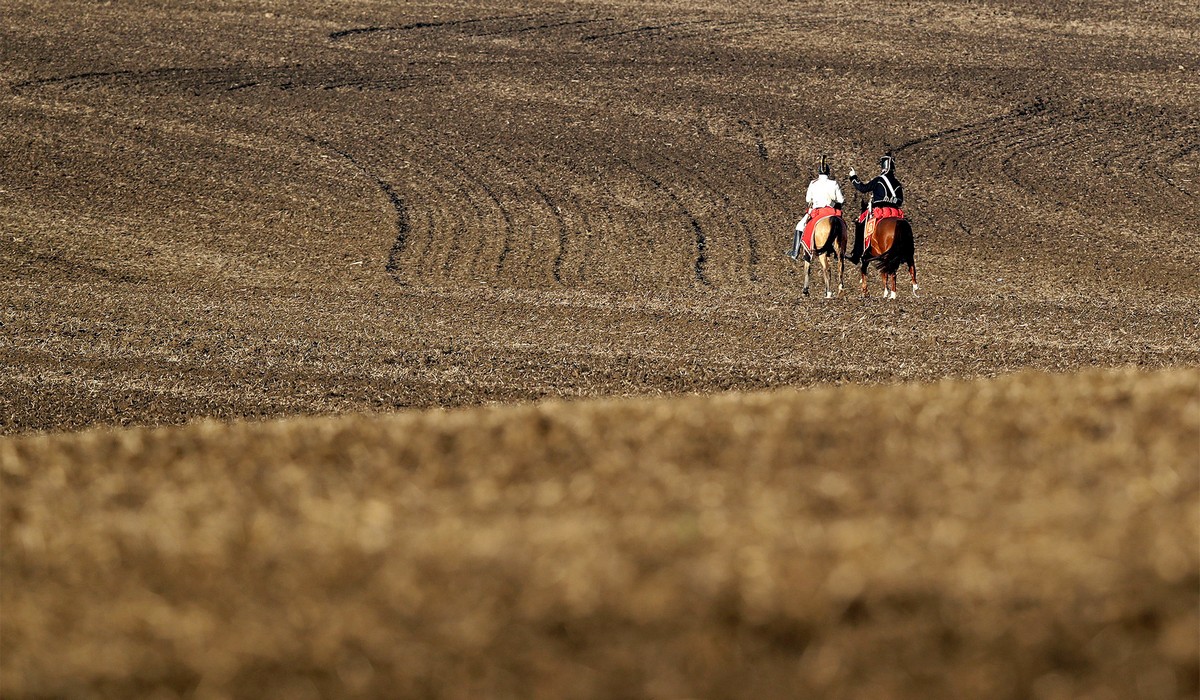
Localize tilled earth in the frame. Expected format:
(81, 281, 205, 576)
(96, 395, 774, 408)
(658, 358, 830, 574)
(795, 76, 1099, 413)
(1, 2, 1199, 699)
(2, 0, 1197, 434)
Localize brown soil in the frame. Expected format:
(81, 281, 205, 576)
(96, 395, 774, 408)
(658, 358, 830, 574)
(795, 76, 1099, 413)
(1, 0, 1198, 434)
(3, 368, 1198, 699)
(2, 0, 1198, 697)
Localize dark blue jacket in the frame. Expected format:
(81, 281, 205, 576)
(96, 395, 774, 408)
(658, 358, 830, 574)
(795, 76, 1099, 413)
(850, 172, 903, 207)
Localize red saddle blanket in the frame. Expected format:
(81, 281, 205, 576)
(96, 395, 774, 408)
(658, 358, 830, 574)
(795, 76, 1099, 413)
(857, 206, 905, 223)
(802, 206, 842, 251)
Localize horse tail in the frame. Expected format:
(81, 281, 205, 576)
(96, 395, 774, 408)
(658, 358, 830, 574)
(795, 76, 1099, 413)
(895, 219, 915, 264)
(816, 216, 846, 256)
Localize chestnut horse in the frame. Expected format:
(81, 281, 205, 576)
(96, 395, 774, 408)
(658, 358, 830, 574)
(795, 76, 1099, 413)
(858, 211, 918, 299)
(794, 214, 848, 298)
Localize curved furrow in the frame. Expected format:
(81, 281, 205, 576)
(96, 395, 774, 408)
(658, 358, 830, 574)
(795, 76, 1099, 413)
(581, 19, 718, 44)
(611, 153, 710, 286)
(375, 132, 481, 286)
(547, 145, 635, 288)
(651, 148, 759, 285)
(1159, 142, 1199, 199)
(645, 129, 788, 287)
(420, 153, 490, 284)
(1051, 104, 1191, 209)
(893, 101, 1046, 183)
(589, 150, 686, 285)
(532, 183, 569, 284)
(680, 115, 809, 283)
(463, 151, 547, 285)
(893, 100, 1047, 156)
(662, 20, 748, 42)
(1124, 116, 1198, 200)
(300, 136, 414, 284)
(328, 13, 548, 42)
(475, 151, 574, 287)
(915, 111, 1049, 194)
(995, 123, 1061, 192)
(469, 15, 617, 39)
(564, 185, 598, 285)
(9, 63, 437, 95)
(421, 142, 516, 283)
(9, 67, 188, 93)
(741, 121, 770, 162)
(380, 144, 446, 287)
(1002, 131, 1094, 205)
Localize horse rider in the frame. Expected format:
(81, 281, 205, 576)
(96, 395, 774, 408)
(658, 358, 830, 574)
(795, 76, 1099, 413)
(788, 160, 845, 261)
(847, 154, 904, 262)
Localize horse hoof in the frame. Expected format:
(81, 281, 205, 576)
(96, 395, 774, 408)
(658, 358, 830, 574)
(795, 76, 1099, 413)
(803, 288, 810, 296)
(825, 291, 834, 299)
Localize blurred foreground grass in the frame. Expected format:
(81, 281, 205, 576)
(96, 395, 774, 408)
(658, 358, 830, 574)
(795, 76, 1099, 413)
(2, 368, 1198, 699)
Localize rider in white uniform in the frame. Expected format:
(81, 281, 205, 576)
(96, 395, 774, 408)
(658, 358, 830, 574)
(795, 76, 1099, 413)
(788, 163, 845, 260)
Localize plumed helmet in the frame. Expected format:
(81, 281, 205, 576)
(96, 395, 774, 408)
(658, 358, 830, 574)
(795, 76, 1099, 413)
(879, 154, 894, 174)
(818, 154, 830, 176)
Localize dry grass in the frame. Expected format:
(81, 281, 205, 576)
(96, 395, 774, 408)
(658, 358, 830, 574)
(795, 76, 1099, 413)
(3, 367, 1197, 699)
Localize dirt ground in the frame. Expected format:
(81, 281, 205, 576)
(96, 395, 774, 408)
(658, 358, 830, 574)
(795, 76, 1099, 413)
(1, 0, 1198, 433)
(1, 0, 1198, 698)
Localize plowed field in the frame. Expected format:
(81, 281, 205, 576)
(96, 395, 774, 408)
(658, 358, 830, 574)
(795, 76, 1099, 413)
(2, 0, 1198, 432)
(2, 0, 1198, 698)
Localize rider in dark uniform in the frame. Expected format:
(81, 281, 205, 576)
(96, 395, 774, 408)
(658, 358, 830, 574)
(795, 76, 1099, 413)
(847, 155, 904, 263)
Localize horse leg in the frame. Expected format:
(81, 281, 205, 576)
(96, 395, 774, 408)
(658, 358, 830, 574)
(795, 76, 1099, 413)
(880, 270, 889, 298)
(909, 261, 919, 297)
(890, 273, 898, 300)
(821, 254, 833, 298)
(835, 235, 845, 295)
(802, 257, 811, 296)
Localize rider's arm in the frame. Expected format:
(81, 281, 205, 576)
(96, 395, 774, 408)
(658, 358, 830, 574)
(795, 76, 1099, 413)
(850, 175, 874, 194)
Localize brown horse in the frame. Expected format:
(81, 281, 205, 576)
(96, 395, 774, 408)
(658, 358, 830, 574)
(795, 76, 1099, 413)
(795, 214, 848, 298)
(858, 213, 918, 299)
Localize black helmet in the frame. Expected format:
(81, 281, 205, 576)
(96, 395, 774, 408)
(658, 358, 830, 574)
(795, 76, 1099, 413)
(818, 154, 831, 177)
(879, 154, 894, 174)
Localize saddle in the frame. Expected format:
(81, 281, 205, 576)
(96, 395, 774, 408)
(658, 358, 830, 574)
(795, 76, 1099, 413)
(801, 206, 842, 253)
(859, 206, 905, 250)
(856, 206, 905, 223)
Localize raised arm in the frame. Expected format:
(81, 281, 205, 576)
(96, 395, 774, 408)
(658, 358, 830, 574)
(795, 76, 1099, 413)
(848, 170, 874, 194)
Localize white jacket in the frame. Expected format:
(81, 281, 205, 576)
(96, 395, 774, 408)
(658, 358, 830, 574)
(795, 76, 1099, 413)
(805, 174, 844, 209)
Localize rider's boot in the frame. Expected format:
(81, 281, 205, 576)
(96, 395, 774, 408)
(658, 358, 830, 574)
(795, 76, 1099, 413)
(788, 214, 810, 261)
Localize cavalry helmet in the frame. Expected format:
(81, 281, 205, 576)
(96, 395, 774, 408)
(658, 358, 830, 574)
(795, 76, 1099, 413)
(879, 154, 894, 174)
